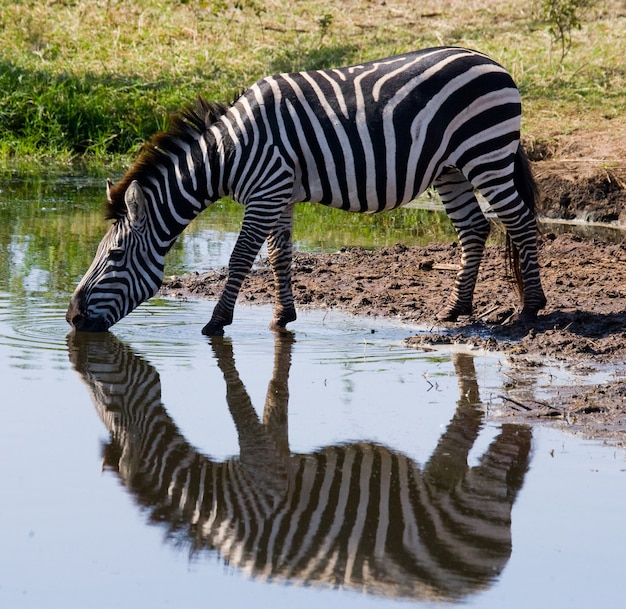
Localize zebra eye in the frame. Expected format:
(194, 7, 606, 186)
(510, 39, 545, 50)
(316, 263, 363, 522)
(108, 247, 125, 262)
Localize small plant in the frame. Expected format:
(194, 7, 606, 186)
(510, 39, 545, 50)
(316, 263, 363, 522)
(318, 13, 333, 39)
(536, 0, 597, 59)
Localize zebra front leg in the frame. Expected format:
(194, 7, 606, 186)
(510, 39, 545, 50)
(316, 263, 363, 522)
(202, 211, 277, 336)
(266, 204, 297, 330)
(434, 169, 491, 321)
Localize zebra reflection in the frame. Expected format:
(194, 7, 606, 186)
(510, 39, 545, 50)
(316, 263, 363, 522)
(68, 332, 531, 602)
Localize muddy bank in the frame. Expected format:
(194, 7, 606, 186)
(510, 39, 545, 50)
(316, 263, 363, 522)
(535, 162, 626, 226)
(528, 123, 626, 225)
(161, 228, 625, 446)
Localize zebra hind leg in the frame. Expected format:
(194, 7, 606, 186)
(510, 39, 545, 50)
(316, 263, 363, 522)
(500, 214, 547, 320)
(267, 204, 297, 331)
(473, 150, 547, 321)
(434, 168, 491, 322)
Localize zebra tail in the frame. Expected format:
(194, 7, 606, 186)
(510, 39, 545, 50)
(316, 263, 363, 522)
(507, 144, 539, 300)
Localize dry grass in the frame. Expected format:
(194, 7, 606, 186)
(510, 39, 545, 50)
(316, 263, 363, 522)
(1, 0, 626, 163)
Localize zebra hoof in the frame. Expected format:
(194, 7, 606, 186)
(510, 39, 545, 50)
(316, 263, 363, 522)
(518, 296, 547, 322)
(201, 322, 225, 336)
(270, 308, 297, 330)
(436, 304, 471, 322)
(518, 307, 540, 322)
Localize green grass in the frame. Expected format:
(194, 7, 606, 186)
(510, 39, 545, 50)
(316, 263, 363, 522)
(1, 0, 625, 167)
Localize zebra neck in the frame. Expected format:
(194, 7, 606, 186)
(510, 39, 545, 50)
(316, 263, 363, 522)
(143, 129, 227, 249)
(208, 107, 290, 205)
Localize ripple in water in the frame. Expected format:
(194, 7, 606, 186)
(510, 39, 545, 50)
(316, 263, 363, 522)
(0, 296, 71, 354)
(0, 290, 427, 372)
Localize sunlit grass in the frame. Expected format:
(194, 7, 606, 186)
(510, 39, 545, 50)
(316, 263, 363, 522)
(1, 0, 625, 165)
(292, 201, 457, 250)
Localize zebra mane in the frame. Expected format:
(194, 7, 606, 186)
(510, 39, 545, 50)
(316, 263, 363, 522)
(105, 97, 230, 220)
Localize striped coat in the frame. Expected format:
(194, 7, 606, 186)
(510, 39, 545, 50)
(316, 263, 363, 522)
(67, 47, 546, 334)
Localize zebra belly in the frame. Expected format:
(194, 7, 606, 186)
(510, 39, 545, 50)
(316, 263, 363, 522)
(305, 177, 425, 213)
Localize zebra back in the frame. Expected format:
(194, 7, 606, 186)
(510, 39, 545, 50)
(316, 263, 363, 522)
(68, 333, 531, 602)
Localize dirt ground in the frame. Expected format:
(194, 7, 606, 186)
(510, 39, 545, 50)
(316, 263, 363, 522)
(160, 126, 626, 446)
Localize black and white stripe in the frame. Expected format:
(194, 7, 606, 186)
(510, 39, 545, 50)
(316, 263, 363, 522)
(67, 46, 546, 333)
(69, 332, 532, 601)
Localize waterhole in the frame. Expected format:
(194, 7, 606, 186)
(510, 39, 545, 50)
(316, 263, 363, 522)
(1, 297, 624, 609)
(0, 174, 624, 608)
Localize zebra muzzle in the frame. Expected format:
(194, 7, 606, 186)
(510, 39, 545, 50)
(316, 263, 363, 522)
(66, 296, 110, 332)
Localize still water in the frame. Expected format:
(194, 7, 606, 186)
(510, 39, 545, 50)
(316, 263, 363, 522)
(0, 174, 625, 608)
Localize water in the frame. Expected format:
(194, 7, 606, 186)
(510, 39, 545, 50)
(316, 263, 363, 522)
(0, 174, 625, 608)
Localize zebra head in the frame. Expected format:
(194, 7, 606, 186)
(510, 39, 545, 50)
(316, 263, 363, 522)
(66, 180, 165, 332)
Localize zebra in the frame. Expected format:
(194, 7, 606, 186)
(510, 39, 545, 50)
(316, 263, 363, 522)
(66, 46, 546, 335)
(68, 330, 532, 602)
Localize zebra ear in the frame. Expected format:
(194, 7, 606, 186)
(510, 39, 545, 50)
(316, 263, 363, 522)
(106, 178, 114, 202)
(124, 180, 146, 225)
